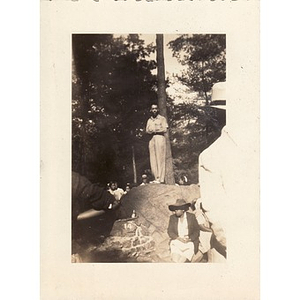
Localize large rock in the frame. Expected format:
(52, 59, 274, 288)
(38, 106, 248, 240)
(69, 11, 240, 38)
(73, 183, 201, 262)
(114, 183, 201, 261)
(118, 184, 200, 234)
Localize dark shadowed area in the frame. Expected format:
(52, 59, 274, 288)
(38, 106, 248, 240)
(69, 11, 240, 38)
(72, 184, 201, 262)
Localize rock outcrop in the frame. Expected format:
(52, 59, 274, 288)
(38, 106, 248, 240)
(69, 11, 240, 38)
(79, 183, 200, 262)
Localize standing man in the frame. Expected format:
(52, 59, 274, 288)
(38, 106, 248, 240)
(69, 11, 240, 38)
(146, 103, 168, 183)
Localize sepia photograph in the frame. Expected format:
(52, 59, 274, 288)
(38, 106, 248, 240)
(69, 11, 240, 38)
(71, 34, 227, 263)
(41, 1, 260, 298)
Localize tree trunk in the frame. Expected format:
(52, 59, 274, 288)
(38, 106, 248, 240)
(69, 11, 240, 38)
(156, 34, 175, 185)
(132, 145, 137, 184)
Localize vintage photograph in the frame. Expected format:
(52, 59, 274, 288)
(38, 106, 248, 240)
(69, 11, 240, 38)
(41, 1, 260, 297)
(71, 34, 227, 263)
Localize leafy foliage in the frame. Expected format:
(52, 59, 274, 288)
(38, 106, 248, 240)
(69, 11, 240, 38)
(72, 34, 226, 186)
(168, 99, 226, 183)
(167, 34, 226, 182)
(168, 34, 226, 103)
(72, 34, 157, 185)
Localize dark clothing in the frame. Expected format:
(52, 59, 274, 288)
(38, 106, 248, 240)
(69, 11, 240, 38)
(210, 233, 227, 259)
(72, 172, 115, 220)
(167, 212, 200, 254)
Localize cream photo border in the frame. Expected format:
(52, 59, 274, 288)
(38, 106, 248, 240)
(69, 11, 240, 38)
(41, 1, 260, 299)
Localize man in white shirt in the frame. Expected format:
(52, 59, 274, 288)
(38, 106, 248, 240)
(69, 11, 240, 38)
(108, 181, 125, 202)
(146, 104, 168, 183)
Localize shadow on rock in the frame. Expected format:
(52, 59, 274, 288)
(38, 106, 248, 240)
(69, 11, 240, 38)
(72, 184, 201, 263)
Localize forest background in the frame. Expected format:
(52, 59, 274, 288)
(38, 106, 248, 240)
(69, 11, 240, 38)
(72, 34, 226, 187)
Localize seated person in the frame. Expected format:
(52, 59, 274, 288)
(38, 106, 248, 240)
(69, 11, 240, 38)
(191, 198, 226, 261)
(167, 199, 200, 263)
(190, 198, 213, 262)
(178, 175, 188, 185)
(124, 183, 131, 194)
(140, 174, 149, 186)
(108, 181, 125, 201)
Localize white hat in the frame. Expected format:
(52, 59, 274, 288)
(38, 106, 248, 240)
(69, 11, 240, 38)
(210, 82, 226, 109)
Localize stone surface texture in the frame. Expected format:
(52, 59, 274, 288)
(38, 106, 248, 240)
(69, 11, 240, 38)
(88, 183, 201, 262)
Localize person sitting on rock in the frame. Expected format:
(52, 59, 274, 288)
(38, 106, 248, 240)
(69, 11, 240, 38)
(175, 174, 188, 186)
(124, 183, 131, 194)
(190, 198, 213, 262)
(140, 174, 149, 186)
(167, 199, 200, 263)
(191, 198, 227, 261)
(178, 175, 188, 185)
(108, 181, 125, 202)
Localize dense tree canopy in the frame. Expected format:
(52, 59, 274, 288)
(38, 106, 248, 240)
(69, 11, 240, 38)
(72, 34, 157, 185)
(168, 99, 225, 182)
(168, 34, 226, 103)
(72, 34, 226, 187)
(166, 34, 226, 182)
